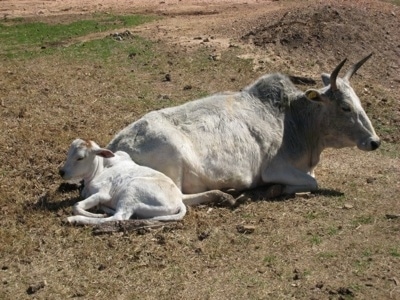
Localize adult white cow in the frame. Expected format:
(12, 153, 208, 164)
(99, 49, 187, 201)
(107, 54, 380, 204)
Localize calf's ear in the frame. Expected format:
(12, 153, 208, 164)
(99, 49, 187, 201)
(305, 89, 324, 103)
(94, 148, 115, 158)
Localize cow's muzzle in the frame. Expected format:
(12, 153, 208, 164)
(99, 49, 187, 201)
(358, 136, 381, 151)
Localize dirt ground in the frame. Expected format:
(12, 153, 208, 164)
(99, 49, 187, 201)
(0, 0, 399, 299)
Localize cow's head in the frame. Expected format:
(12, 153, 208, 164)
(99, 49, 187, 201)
(304, 54, 380, 151)
(59, 139, 115, 181)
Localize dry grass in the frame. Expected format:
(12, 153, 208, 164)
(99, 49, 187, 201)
(1, 1, 399, 299)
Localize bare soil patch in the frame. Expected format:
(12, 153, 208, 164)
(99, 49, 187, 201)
(242, 1, 400, 87)
(0, 0, 399, 299)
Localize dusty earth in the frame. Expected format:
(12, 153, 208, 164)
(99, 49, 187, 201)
(0, 0, 399, 299)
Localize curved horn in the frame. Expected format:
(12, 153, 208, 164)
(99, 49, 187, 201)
(330, 58, 347, 91)
(344, 53, 373, 81)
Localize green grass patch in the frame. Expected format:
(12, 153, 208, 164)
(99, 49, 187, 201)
(362, 249, 372, 258)
(263, 255, 276, 264)
(318, 251, 337, 259)
(352, 215, 374, 226)
(354, 258, 371, 272)
(388, 0, 400, 6)
(326, 226, 340, 236)
(389, 248, 400, 258)
(304, 211, 318, 220)
(310, 235, 322, 245)
(60, 34, 154, 63)
(0, 14, 156, 59)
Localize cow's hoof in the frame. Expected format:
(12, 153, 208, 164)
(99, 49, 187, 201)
(266, 184, 284, 199)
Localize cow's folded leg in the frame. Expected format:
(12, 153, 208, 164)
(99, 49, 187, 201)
(233, 184, 284, 205)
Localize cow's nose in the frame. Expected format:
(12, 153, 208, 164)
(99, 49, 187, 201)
(59, 169, 65, 177)
(370, 139, 380, 151)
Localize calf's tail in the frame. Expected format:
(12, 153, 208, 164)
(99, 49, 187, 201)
(150, 201, 187, 221)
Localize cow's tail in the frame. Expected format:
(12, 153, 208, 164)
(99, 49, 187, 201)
(182, 190, 236, 206)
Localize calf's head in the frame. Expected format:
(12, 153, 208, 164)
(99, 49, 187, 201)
(59, 139, 115, 181)
(304, 54, 380, 151)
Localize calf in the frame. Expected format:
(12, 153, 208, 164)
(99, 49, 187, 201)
(59, 139, 232, 225)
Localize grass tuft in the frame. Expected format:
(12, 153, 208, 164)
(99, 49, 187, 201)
(0, 14, 156, 59)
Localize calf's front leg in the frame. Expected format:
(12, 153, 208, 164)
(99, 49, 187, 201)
(71, 192, 112, 218)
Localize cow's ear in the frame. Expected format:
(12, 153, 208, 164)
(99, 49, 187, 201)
(305, 89, 323, 103)
(321, 73, 330, 86)
(95, 148, 115, 158)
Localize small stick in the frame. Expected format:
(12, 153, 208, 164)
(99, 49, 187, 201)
(386, 214, 400, 219)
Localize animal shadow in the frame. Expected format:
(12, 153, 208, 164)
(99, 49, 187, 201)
(57, 182, 83, 194)
(29, 194, 80, 212)
(313, 188, 344, 197)
(231, 185, 344, 206)
(26, 183, 81, 212)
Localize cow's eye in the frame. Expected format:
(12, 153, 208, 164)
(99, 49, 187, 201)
(77, 157, 85, 161)
(341, 106, 351, 112)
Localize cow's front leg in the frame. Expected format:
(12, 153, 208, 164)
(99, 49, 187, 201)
(262, 163, 318, 195)
(283, 181, 318, 195)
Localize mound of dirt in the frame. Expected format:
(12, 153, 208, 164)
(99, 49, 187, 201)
(242, 2, 400, 84)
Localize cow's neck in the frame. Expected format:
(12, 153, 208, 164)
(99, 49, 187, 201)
(83, 156, 104, 186)
(285, 96, 325, 172)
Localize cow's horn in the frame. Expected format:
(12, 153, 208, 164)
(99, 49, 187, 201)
(344, 53, 373, 81)
(330, 58, 347, 91)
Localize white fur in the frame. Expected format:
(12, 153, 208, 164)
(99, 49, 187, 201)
(60, 139, 233, 224)
(108, 56, 380, 202)
(59, 139, 188, 225)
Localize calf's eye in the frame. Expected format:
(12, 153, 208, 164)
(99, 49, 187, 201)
(77, 157, 84, 161)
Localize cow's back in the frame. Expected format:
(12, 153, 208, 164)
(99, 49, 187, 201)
(108, 90, 285, 193)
